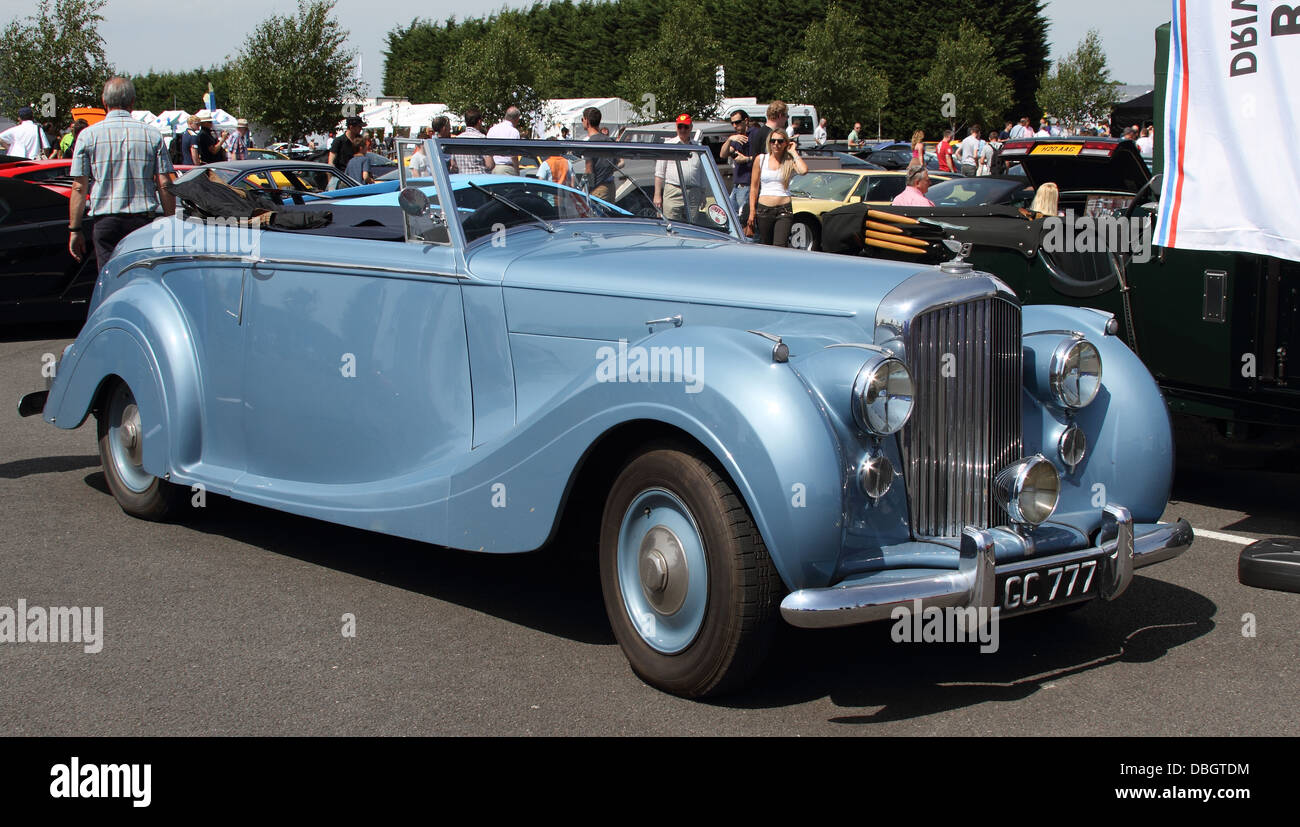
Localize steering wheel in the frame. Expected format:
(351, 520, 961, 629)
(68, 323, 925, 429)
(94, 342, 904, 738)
(1125, 173, 1162, 222)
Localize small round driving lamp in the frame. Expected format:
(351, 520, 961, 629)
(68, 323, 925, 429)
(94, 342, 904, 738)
(1058, 423, 1087, 472)
(851, 355, 914, 435)
(1049, 339, 1103, 409)
(994, 455, 1061, 526)
(857, 451, 894, 499)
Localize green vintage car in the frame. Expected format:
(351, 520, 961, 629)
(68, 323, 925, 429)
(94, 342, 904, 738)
(823, 24, 1298, 468)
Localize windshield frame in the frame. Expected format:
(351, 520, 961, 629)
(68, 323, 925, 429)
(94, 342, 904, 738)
(423, 137, 742, 246)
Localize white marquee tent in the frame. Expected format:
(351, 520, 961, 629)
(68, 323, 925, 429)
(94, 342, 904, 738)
(359, 101, 463, 136)
(540, 98, 637, 138)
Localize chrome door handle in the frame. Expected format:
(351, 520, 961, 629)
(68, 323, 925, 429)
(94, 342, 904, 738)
(645, 314, 682, 330)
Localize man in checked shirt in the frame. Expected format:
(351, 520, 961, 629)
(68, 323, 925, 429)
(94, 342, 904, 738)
(68, 77, 176, 272)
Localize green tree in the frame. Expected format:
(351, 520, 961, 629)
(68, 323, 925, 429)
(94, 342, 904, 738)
(230, 0, 364, 141)
(1036, 30, 1121, 131)
(781, 3, 889, 136)
(131, 66, 238, 115)
(918, 21, 1015, 133)
(0, 0, 113, 126)
(440, 15, 553, 129)
(617, 0, 723, 122)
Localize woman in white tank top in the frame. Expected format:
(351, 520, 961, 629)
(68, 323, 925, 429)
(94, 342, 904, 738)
(746, 129, 808, 246)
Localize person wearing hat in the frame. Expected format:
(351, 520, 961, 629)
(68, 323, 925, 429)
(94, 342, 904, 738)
(653, 114, 704, 222)
(0, 105, 52, 159)
(68, 77, 175, 274)
(194, 115, 223, 164)
(329, 116, 364, 173)
(225, 118, 250, 161)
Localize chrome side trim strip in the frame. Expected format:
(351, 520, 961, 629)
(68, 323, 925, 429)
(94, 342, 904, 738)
(119, 253, 465, 279)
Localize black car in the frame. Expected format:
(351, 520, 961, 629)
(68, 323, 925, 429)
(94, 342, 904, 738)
(175, 160, 360, 196)
(924, 175, 1035, 208)
(0, 177, 97, 323)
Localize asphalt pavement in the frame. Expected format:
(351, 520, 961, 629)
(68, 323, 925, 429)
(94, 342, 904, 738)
(2, 323, 1296, 735)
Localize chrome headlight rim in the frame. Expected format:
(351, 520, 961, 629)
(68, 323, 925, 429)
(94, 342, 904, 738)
(1049, 338, 1103, 409)
(851, 355, 914, 436)
(994, 454, 1061, 526)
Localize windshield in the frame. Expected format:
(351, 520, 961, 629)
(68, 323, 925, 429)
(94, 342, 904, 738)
(428, 137, 739, 239)
(926, 177, 1031, 207)
(789, 171, 859, 201)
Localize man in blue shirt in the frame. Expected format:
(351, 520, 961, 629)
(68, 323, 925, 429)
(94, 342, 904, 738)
(344, 135, 375, 184)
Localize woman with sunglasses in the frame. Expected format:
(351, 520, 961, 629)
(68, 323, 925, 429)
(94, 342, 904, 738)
(746, 129, 808, 246)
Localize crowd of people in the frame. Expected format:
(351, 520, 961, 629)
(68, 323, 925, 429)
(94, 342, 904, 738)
(13, 73, 1160, 267)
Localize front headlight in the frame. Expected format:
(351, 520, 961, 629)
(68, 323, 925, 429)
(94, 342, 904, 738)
(994, 455, 1060, 525)
(851, 355, 913, 435)
(1049, 339, 1102, 408)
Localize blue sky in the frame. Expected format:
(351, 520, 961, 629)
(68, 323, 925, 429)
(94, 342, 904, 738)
(86, 0, 1172, 102)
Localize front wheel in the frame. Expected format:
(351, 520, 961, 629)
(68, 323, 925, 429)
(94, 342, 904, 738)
(599, 446, 782, 697)
(96, 380, 184, 520)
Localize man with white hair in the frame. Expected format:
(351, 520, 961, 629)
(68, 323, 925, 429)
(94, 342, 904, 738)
(68, 77, 176, 273)
(486, 106, 522, 175)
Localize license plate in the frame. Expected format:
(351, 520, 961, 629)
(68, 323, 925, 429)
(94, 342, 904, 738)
(1030, 143, 1082, 156)
(997, 556, 1102, 614)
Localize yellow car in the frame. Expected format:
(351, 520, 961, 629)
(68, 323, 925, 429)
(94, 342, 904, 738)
(787, 169, 953, 251)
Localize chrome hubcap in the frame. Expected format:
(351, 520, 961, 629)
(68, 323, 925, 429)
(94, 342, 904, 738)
(638, 525, 689, 614)
(106, 386, 152, 494)
(617, 488, 709, 654)
(119, 404, 142, 467)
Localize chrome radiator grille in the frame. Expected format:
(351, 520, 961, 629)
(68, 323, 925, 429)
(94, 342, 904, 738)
(901, 297, 1022, 537)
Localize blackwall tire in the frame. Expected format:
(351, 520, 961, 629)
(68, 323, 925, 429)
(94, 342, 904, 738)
(599, 445, 782, 698)
(96, 380, 184, 521)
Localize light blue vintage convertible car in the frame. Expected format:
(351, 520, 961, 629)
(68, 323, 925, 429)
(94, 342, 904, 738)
(20, 138, 1193, 697)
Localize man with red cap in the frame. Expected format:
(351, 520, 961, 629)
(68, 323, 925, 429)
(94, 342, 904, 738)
(653, 113, 704, 221)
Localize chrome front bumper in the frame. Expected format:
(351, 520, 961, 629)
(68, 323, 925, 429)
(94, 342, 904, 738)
(780, 504, 1194, 629)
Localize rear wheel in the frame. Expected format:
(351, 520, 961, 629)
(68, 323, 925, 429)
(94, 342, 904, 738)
(96, 380, 184, 520)
(788, 217, 820, 251)
(599, 445, 782, 697)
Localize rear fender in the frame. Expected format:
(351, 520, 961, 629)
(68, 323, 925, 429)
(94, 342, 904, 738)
(43, 279, 202, 478)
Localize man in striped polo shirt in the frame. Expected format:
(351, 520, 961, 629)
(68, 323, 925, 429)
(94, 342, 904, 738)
(68, 77, 176, 272)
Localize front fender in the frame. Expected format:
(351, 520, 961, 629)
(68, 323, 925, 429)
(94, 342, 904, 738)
(444, 325, 848, 590)
(1021, 305, 1173, 533)
(44, 278, 202, 479)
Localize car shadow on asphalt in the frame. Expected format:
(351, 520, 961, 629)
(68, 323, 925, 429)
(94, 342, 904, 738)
(80, 471, 1215, 713)
(1171, 468, 1300, 538)
(725, 577, 1215, 719)
(0, 454, 99, 478)
(83, 471, 612, 646)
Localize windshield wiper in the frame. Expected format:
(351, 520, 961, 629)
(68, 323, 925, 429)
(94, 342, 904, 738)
(467, 181, 556, 233)
(789, 189, 813, 198)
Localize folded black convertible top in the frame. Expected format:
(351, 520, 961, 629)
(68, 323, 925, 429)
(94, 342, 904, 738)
(169, 170, 332, 230)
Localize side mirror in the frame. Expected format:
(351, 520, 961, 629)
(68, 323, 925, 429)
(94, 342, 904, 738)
(1239, 539, 1300, 593)
(848, 195, 863, 204)
(398, 186, 429, 216)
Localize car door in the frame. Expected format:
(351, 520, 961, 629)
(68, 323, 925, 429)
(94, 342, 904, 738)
(237, 213, 471, 488)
